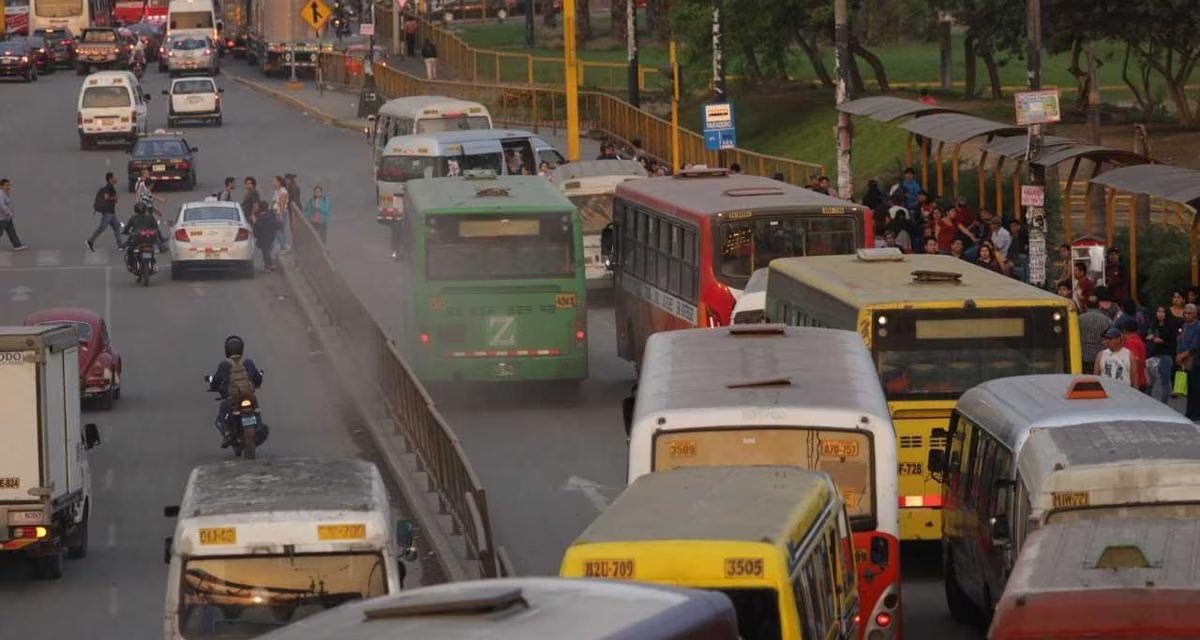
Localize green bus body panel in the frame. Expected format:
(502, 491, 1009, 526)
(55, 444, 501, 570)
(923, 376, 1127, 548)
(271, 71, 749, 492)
(403, 176, 589, 382)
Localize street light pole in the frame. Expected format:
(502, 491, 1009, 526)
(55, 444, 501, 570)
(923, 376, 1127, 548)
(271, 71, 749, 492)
(626, 0, 638, 107)
(833, 0, 852, 199)
(356, 1, 380, 117)
(289, 1, 299, 84)
(563, 0, 579, 161)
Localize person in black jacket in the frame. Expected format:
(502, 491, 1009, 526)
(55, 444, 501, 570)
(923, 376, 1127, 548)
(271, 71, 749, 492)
(251, 200, 279, 272)
(86, 172, 122, 251)
(421, 39, 438, 79)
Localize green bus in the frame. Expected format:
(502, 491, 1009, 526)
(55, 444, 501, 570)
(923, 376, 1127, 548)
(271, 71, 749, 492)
(401, 174, 589, 382)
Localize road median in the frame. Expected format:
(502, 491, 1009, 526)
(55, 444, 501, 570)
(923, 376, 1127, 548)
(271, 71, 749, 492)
(230, 75, 367, 132)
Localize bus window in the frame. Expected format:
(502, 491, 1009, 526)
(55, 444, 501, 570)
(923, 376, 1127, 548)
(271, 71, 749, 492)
(457, 152, 503, 175)
(416, 114, 491, 133)
(378, 155, 445, 182)
(502, 140, 534, 175)
(717, 589, 781, 640)
(717, 215, 858, 286)
(425, 213, 575, 280)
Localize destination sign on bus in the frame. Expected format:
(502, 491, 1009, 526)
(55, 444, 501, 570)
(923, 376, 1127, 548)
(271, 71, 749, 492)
(457, 219, 540, 238)
(914, 317, 1025, 340)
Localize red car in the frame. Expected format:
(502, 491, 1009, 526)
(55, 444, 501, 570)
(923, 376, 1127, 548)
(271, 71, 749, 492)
(24, 308, 123, 409)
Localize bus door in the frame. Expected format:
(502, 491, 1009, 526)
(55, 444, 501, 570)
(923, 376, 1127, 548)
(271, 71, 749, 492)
(501, 137, 535, 176)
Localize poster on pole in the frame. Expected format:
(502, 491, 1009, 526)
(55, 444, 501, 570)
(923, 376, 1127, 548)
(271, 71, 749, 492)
(1014, 89, 1061, 126)
(1020, 185, 1045, 207)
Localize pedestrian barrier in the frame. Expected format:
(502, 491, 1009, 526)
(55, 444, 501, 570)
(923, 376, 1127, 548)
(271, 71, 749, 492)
(318, 52, 824, 182)
(289, 209, 509, 580)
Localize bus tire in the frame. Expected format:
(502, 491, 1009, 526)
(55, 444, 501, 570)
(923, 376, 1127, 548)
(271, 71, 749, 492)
(944, 555, 986, 627)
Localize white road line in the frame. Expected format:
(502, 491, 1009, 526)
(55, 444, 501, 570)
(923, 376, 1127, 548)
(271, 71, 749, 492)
(108, 583, 120, 618)
(35, 249, 61, 266)
(103, 468, 114, 491)
(107, 522, 117, 548)
(84, 250, 111, 265)
(105, 266, 112, 330)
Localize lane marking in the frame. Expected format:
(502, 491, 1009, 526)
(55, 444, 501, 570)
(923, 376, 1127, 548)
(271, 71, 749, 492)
(108, 583, 119, 618)
(35, 249, 61, 266)
(107, 522, 117, 548)
(84, 249, 111, 265)
(103, 468, 114, 491)
(9, 285, 31, 302)
(105, 266, 112, 331)
(561, 475, 614, 513)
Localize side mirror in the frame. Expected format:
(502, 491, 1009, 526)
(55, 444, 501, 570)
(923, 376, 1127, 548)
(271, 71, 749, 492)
(161, 89, 168, 95)
(84, 423, 101, 449)
(218, 88, 224, 93)
(163, 505, 180, 518)
(163, 536, 173, 564)
(190, 146, 199, 152)
(989, 515, 1009, 544)
(395, 519, 418, 562)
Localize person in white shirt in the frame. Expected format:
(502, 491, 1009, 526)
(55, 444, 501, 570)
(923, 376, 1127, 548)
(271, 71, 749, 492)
(988, 217, 1011, 256)
(1095, 326, 1138, 387)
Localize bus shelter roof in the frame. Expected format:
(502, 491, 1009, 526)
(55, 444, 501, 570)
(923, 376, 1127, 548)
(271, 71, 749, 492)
(837, 96, 961, 122)
(901, 113, 1025, 144)
(980, 136, 1155, 168)
(979, 135, 1077, 159)
(1090, 164, 1200, 207)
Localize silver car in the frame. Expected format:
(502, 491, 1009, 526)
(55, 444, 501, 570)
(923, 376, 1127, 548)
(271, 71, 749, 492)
(165, 36, 218, 77)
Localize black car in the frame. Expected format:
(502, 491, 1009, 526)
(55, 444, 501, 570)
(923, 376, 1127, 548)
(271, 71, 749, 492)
(127, 133, 199, 192)
(33, 27, 76, 68)
(0, 39, 38, 82)
(19, 35, 58, 73)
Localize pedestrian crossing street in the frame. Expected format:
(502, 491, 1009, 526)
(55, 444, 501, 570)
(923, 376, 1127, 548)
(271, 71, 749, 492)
(0, 247, 133, 270)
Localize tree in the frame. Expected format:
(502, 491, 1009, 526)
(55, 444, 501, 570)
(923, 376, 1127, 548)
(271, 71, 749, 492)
(577, 0, 592, 42)
(612, 0, 628, 41)
(1116, 1, 1200, 128)
(942, 0, 1023, 99)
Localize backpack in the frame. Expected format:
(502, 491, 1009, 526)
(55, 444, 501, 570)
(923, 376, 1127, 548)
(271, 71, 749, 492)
(226, 357, 256, 404)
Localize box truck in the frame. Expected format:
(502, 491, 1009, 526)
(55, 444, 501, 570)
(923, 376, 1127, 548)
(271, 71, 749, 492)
(0, 325, 101, 580)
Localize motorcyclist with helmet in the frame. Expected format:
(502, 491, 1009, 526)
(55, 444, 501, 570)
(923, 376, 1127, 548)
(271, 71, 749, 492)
(122, 202, 161, 272)
(208, 335, 264, 447)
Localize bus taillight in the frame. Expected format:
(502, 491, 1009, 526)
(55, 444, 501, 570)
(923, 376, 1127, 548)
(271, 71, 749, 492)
(419, 332, 430, 345)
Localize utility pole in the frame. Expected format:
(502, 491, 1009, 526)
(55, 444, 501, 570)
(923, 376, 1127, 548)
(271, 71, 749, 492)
(1086, 41, 1101, 144)
(711, 0, 725, 102)
(938, 10, 952, 91)
(1025, 0, 1041, 91)
(669, 39, 680, 173)
(357, 1, 381, 117)
(834, 0, 852, 199)
(563, 0, 580, 161)
(626, 0, 638, 107)
(288, 1, 299, 84)
(1024, 0, 1047, 287)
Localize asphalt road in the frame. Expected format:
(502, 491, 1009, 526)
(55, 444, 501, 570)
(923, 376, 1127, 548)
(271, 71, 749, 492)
(214, 62, 984, 640)
(0, 66, 418, 639)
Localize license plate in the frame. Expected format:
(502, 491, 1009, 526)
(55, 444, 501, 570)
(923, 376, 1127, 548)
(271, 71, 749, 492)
(152, 164, 166, 172)
(317, 523, 366, 541)
(7, 510, 45, 525)
(198, 527, 237, 545)
(582, 559, 636, 579)
(821, 439, 861, 458)
(190, 229, 203, 236)
(240, 415, 258, 426)
(0, 57, 14, 63)
(1051, 491, 1090, 508)
(187, 96, 202, 104)
(140, 251, 153, 259)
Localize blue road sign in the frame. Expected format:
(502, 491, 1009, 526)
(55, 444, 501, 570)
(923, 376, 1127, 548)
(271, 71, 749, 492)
(702, 102, 737, 151)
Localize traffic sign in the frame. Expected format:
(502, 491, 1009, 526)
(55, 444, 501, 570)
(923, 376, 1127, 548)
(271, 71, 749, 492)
(300, 0, 332, 32)
(1020, 185, 1045, 207)
(359, 23, 374, 36)
(702, 102, 737, 151)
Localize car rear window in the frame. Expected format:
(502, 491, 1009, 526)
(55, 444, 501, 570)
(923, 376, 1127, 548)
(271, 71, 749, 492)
(83, 30, 117, 42)
(183, 207, 239, 223)
(82, 86, 132, 108)
(172, 38, 207, 50)
(173, 80, 215, 94)
(134, 140, 186, 156)
(36, 29, 69, 39)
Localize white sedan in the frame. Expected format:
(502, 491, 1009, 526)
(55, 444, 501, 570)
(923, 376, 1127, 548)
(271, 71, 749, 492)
(169, 198, 255, 279)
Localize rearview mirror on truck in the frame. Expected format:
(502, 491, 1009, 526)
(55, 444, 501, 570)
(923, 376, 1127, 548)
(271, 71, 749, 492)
(84, 423, 101, 449)
(163, 505, 180, 518)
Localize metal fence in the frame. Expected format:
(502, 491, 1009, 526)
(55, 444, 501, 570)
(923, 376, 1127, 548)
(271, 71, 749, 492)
(289, 210, 508, 580)
(320, 53, 824, 181)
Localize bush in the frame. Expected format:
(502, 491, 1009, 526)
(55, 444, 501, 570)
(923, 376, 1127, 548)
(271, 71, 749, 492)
(1112, 224, 1193, 307)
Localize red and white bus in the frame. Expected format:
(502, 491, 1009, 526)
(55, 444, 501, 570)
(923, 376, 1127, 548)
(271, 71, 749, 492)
(606, 169, 871, 365)
(990, 518, 1200, 639)
(29, 0, 112, 33)
(112, 0, 145, 23)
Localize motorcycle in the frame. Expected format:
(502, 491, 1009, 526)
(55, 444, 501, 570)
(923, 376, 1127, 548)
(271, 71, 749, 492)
(205, 373, 269, 459)
(127, 228, 158, 286)
(129, 54, 145, 79)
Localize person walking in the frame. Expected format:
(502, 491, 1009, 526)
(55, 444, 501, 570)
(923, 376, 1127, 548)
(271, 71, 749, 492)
(1178, 304, 1200, 420)
(1096, 326, 1137, 387)
(1146, 304, 1180, 403)
(283, 173, 301, 250)
(421, 38, 438, 80)
(304, 186, 330, 242)
(86, 172, 122, 251)
(403, 15, 418, 58)
(251, 200, 278, 272)
(0, 178, 28, 251)
(216, 177, 236, 201)
(270, 175, 290, 252)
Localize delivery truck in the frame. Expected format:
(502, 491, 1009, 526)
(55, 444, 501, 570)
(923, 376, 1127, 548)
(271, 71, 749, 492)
(245, 0, 332, 76)
(0, 325, 102, 580)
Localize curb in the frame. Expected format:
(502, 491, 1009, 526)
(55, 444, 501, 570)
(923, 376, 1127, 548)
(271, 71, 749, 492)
(276, 252, 472, 583)
(231, 75, 367, 133)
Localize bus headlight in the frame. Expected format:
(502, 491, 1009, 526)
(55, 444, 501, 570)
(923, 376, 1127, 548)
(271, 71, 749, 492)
(877, 315, 887, 326)
(1053, 311, 1063, 322)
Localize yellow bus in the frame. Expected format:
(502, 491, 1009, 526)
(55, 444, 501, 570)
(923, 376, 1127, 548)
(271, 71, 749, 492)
(765, 250, 1080, 541)
(561, 466, 859, 640)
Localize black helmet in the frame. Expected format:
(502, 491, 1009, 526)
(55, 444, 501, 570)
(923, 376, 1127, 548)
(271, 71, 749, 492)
(224, 335, 245, 358)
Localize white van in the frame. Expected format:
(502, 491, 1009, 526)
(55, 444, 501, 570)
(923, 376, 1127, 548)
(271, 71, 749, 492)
(167, 0, 218, 42)
(162, 458, 415, 640)
(369, 96, 493, 165)
(375, 129, 564, 223)
(77, 70, 150, 150)
(549, 159, 647, 285)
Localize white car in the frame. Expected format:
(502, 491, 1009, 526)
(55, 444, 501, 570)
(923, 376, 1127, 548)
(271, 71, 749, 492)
(165, 35, 218, 77)
(163, 76, 222, 127)
(169, 199, 254, 279)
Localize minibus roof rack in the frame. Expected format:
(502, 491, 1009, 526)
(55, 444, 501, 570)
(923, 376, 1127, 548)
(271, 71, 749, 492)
(728, 323, 787, 336)
(1064, 377, 1108, 399)
(856, 247, 904, 262)
(911, 269, 963, 283)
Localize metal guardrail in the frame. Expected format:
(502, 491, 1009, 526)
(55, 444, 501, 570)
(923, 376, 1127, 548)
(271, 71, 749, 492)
(319, 52, 824, 181)
(289, 209, 510, 580)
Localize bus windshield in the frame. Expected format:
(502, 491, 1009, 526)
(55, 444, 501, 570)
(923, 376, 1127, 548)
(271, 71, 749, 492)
(653, 428, 874, 522)
(177, 552, 387, 639)
(35, 0, 83, 17)
(1046, 502, 1200, 524)
(378, 155, 445, 182)
(717, 588, 781, 640)
(873, 308, 1069, 399)
(717, 214, 858, 288)
(414, 115, 491, 133)
(426, 213, 575, 280)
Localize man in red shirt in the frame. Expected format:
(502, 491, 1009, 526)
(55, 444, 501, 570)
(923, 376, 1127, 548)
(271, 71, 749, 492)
(1119, 317, 1148, 391)
(1072, 262, 1094, 311)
